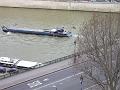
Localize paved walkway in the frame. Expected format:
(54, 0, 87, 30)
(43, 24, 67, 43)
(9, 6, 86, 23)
(0, 58, 73, 90)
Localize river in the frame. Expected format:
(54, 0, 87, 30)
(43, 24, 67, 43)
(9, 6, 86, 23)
(0, 7, 92, 63)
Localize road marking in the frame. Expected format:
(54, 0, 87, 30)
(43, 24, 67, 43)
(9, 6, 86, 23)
(34, 72, 83, 90)
(52, 85, 57, 88)
(43, 78, 49, 81)
(27, 80, 42, 88)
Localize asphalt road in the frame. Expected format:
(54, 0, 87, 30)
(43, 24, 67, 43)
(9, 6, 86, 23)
(3, 66, 100, 90)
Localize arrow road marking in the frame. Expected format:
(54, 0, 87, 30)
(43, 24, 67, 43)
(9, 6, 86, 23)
(34, 72, 83, 90)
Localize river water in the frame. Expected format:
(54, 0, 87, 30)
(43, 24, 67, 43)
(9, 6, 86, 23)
(0, 7, 92, 63)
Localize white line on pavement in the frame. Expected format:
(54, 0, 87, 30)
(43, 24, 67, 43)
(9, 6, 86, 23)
(34, 72, 83, 90)
(43, 78, 49, 82)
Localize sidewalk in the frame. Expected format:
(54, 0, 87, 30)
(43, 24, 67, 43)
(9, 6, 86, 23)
(0, 58, 73, 90)
(0, 0, 119, 13)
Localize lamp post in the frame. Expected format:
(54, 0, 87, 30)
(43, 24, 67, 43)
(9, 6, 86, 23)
(80, 75, 83, 90)
(74, 40, 77, 63)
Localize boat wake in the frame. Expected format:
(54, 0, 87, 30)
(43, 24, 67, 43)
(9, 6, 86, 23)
(7, 32, 12, 35)
(72, 34, 78, 38)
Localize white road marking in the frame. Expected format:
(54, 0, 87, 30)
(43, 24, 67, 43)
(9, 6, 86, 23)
(52, 85, 57, 88)
(27, 80, 42, 88)
(43, 78, 49, 81)
(34, 72, 83, 90)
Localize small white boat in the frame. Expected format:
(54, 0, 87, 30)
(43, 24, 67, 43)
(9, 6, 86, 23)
(0, 57, 38, 69)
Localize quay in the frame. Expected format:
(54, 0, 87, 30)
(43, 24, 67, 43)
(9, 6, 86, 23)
(0, 0, 119, 13)
(0, 50, 84, 90)
(0, 45, 105, 89)
(0, 58, 73, 90)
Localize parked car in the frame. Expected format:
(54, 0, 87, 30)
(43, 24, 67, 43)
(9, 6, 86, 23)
(0, 66, 6, 73)
(7, 68, 19, 74)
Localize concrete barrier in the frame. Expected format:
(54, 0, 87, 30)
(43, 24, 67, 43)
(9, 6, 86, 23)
(0, 0, 119, 13)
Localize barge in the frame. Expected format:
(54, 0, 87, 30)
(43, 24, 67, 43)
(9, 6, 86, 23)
(1, 26, 72, 37)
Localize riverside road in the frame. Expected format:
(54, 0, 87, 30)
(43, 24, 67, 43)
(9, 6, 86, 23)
(3, 66, 101, 90)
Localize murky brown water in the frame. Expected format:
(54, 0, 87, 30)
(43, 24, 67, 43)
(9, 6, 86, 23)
(0, 7, 92, 63)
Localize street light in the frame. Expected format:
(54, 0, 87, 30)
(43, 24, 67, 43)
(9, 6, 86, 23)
(80, 75, 83, 84)
(52, 85, 57, 90)
(74, 40, 77, 63)
(80, 75, 83, 90)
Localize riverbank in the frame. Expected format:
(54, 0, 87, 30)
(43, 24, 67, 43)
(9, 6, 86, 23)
(0, 0, 119, 13)
(0, 58, 72, 90)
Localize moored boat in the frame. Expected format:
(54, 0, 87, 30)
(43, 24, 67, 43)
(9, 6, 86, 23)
(1, 26, 72, 37)
(0, 57, 38, 69)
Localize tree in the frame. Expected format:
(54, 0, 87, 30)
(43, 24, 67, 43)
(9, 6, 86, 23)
(74, 13, 120, 90)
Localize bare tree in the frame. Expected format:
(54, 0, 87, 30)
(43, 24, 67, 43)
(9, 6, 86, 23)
(74, 13, 120, 90)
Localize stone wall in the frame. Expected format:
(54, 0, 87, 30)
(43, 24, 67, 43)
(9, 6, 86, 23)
(0, 0, 119, 13)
